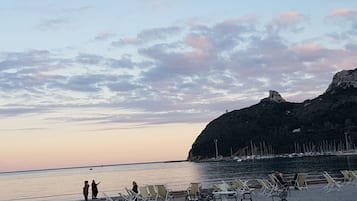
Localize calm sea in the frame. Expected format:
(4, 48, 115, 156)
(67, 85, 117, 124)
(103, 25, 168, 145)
(1, 155, 356, 201)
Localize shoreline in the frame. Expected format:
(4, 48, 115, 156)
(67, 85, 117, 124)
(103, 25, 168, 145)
(2, 156, 356, 201)
(0, 160, 188, 175)
(193, 150, 357, 163)
(98, 181, 356, 201)
(94, 170, 354, 201)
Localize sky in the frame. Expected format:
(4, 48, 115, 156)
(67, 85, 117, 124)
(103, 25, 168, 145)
(1, 0, 357, 172)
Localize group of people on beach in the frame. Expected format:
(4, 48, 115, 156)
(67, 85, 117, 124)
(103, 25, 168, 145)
(83, 180, 137, 201)
(83, 180, 100, 201)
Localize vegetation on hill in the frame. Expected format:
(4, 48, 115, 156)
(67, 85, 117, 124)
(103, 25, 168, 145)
(188, 69, 357, 161)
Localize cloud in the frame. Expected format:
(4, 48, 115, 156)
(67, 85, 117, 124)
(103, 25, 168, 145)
(0, 50, 51, 69)
(185, 35, 213, 51)
(37, 5, 91, 30)
(326, 9, 357, 40)
(107, 81, 141, 92)
(2, 14, 357, 127)
(106, 55, 136, 68)
(111, 37, 143, 46)
(111, 26, 181, 47)
(76, 53, 104, 65)
(137, 26, 181, 40)
(328, 8, 357, 18)
(0, 106, 51, 117)
(64, 75, 104, 92)
(37, 18, 69, 30)
(267, 11, 307, 33)
(61, 5, 92, 14)
(93, 32, 116, 41)
(278, 11, 307, 23)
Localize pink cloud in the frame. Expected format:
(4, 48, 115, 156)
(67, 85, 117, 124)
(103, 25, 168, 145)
(185, 35, 213, 51)
(294, 43, 322, 53)
(329, 9, 357, 18)
(277, 11, 306, 25)
(269, 11, 307, 32)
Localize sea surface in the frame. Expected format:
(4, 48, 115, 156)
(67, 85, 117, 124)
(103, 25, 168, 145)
(1, 155, 357, 201)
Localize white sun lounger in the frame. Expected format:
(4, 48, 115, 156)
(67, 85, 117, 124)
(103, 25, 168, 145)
(323, 171, 342, 192)
(186, 182, 202, 201)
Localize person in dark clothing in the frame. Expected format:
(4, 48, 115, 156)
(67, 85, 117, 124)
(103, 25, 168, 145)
(132, 181, 138, 193)
(91, 180, 101, 199)
(276, 172, 284, 184)
(83, 180, 89, 201)
(132, 181, 138, 201)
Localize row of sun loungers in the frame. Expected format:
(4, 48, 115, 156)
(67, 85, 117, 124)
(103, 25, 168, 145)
(340, 170, 357, 184)
(323, 170, 357, 192)
(102, 184, 174, 201)
(101, 170, 357, 201)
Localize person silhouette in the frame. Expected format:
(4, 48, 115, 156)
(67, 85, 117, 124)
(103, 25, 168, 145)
(132, 181, 138, 193)
(83, 180, 89, 201)
(91, 180, 101, 199)
(132, 181, 138, 201)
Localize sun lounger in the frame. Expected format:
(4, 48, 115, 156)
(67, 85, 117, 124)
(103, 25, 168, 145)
(268, 174, 289, 201)
(257, 179, 275, 195)
(269, 174, 288, 190)
(294, 173, 308, 190)
(139, 186, 155, 201)
(230, 179, 253, 201)
(323, 171, 342, 192)
(212, 181, 238, 201)
(103, 192, 119, 201)
(349, 171, 357, 184)
(117, 188, 139, 201)
(186, 182, 202, 201)
(147, 185, 159, 201)
(156, 184, 174, 201)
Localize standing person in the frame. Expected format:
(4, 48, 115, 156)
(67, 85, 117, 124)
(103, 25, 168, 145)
(91, 180, 101, 199)
(132, 181, 138, 194)
(132, 181, 138, 201)
(83, 180, 89, 201)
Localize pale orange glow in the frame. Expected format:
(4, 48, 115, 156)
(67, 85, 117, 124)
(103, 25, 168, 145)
(0, 115, 205, 172)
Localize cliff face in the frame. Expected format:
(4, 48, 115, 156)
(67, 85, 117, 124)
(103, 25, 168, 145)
(326, 69, 357, 94)
(188, 68, 357, 161)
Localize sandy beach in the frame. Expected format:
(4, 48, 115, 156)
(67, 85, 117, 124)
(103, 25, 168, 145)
(92, 182, 357, 201)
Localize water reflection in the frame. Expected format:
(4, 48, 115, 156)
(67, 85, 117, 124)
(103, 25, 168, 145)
(1, 156, 357, 201)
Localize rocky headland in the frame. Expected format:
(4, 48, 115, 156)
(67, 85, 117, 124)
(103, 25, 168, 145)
(188, 68, 357, 161)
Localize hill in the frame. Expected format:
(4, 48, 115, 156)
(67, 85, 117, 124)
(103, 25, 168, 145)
(188, 68, 357, 161)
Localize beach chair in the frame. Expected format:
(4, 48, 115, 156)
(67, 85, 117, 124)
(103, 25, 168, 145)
(257, 179, 276, 196)
(148, 185, 159, 201)
(268, 174, 288, 201)
(212, 182, 238, 201)
(156, 184, 174, 201)
(294, 173, 308, 190)
(103, 192, 119, 201)
(186, 182, 202, 201)
(217, 181, 232, 191)
(231, 179, 253, 201)
(118, 187, 139, 201)
(139, 186, 155, 201)
(269, 174, 287, 190)
(323, 171, 342, 192)
(340, 170, 352, 184)
(349, 171, 357, 184)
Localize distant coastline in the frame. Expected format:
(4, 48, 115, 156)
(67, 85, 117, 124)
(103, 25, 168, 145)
(0, 159, 188, 174)
(196, 149, 357, 163)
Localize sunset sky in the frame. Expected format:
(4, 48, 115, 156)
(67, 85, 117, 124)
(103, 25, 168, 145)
(1, 0, 357, 172)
